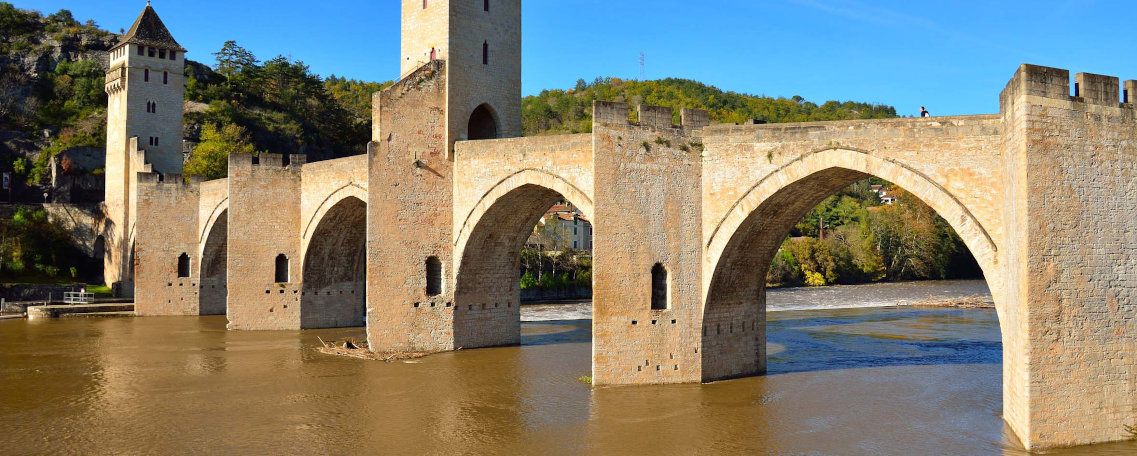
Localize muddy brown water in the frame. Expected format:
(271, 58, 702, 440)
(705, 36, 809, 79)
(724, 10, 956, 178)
(2, 281, 1135, 455)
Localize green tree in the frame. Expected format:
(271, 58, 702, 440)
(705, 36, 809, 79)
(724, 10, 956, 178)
(213, 40, 258, 84)
(183, 123, 261, 181)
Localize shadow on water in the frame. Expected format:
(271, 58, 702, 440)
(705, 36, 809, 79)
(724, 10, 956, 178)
(766, 306, 1002, 375)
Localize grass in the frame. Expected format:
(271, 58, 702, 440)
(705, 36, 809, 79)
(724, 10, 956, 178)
(0, 282, 114, 298)
(578, 375, 592, 385)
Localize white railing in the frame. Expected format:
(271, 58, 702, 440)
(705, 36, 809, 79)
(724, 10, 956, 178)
(63, 292, 94, 305)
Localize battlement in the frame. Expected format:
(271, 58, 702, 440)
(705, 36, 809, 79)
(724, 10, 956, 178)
(1001, 63, 1137, 110)
(592, 101, 710, 130)
(136, 172, 201, 186)
(228, 153, 306, 169)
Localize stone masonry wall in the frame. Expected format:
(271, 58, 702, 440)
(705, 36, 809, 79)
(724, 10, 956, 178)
(1003, 64, 1137, 449)
(447, 0, 522, 147)
(591, 102, 707, 385)
(226, 153, 304, 330)
(134, 173, 201, 316)
(367, 60, 456, 351)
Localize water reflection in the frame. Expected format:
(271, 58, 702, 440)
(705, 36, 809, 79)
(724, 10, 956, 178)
(1, 301, 1133, 455)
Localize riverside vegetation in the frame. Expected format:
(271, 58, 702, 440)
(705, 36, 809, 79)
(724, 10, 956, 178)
(1, 4, 977, 289)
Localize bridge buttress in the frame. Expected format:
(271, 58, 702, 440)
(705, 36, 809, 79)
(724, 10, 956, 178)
(1000, 63, 1137, 450)
(224, 153, 304, 330)
(367, 60, 460, 352)
(591, 101, 710, 385)
(134, 173, 203, 316)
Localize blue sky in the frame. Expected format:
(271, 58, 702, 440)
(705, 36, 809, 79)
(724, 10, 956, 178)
(18, 0, 1137, 116)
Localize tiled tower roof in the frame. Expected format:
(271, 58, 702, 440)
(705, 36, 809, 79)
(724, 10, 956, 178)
(117, 5, 185, 51)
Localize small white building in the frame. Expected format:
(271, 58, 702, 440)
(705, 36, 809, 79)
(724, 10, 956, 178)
(528, 203, 592, 251)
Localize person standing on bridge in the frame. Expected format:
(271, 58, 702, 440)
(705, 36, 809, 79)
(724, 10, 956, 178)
(920, 106, 931, 117)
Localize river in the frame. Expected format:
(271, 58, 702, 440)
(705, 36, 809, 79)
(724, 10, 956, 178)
(1, 280, 1134, 455)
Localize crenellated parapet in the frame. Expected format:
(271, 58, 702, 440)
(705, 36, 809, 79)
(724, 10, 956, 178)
(1001, 63, 1137, 111)
(593, 101, 711, 132)
(228, 152, 307, 170)
(136, 172, 202, 188)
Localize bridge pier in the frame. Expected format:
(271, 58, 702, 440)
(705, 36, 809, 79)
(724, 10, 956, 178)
(590, 103, 709, 384)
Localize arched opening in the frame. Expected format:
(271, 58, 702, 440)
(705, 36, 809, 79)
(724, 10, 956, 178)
(467, 104, 498, 140)
(90, 236, 105, 284)
(177, 253, 190, 278)
(651, 263, 668, 310)
(426, 256, 443, 296)
(301, 196, 366, 329)
(703, 163, 998, 383)
(275, 254, 289, 283)
(454, 183, 594, 349)
(199, 209, 228, 316)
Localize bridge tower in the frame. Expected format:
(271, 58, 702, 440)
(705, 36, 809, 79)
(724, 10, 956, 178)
(102, 4, 186, 296)
(367, 0, 522, 352)
(400, 0, 522, 147)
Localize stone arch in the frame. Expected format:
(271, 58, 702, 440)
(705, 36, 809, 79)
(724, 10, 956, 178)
(300, 196, 366, 329)
(300, 183, 367, 261)
(455, 169, 594, 261)
(467, 103, 499, 140)
(198, 209, 227, 316)
(452, 175, 593, 349)
(702, 147, 1002, 382)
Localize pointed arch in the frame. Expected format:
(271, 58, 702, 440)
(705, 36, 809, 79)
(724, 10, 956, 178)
(468, 103, 499, 140)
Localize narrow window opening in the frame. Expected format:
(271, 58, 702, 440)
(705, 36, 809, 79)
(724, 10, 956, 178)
(484, 0, 490, 11)
(1074, 82, 1080, 97)
(148, 47, 156, 58)
(169, 50, 176, 60)
(137, 45, 144, 55)
(154, 136, 159, 147)
(148, 136, 154, 146)
(163, 71, 168, 84)
(482, 41, 488, 65)
(426, 256, 443, 296)
(177, 253, 190, 278)
(1125, 89, 1130, 104)
(275, 254, 290, 283)
(144, 69, 149, 82)
(651, 263, 668, 310)
(159, 49, 166, 59)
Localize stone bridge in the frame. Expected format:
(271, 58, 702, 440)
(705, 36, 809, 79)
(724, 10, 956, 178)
(130, 63, 1137, 450)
